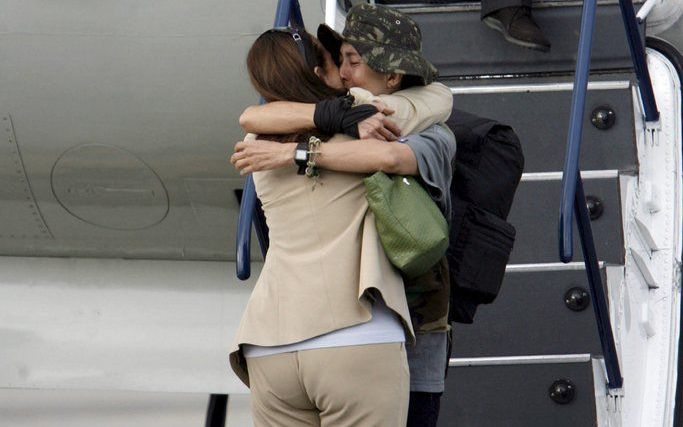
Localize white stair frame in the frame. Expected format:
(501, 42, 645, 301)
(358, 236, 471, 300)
(608, 47, 683, 427)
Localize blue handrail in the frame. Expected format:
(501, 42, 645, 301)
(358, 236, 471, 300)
(557, 0, 663, 389)
(559, 0, 598, 263)
(274, 0, 305, 29)
(561, 0, 661, 262)
(236, 176, 269, 280)
(236, 0, 304, 280)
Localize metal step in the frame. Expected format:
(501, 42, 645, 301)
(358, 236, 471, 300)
(445, 77, 638, 174)
(400, 2, 643, 77)
(438, 356, 599, 427)
(508, 175, 624, 264)
(452, 264, 607, 358)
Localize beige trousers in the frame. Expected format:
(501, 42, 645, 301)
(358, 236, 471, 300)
(246, 342, 409, 427)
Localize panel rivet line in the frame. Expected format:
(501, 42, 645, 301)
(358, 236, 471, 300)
(2, 114, 53, 240)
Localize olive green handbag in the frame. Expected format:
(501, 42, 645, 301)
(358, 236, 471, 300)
(364, 171, 449, 278)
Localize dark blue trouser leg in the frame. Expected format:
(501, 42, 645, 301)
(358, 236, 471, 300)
(407, 392, 442, 427)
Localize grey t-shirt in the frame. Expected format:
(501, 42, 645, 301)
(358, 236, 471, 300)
(400, 123, 456, 393)
(400, 123, 457, 221)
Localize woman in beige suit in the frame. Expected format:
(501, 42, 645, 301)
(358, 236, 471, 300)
(230, 26, 451, 426)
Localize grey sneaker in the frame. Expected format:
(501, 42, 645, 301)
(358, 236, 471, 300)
(483, 7, 551, 52)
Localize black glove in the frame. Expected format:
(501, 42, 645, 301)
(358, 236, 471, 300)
(314, 95, 379, 138)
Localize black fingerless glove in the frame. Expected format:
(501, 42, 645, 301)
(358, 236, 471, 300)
(314, 95, 379, 138)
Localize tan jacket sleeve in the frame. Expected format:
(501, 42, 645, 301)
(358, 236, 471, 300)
(349, 82, 453, 135)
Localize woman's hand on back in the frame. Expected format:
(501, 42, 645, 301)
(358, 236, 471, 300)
(357, 112, 401, 141)
(231, 139, 295, 175)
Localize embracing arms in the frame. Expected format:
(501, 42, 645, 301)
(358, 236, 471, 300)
(239, 99, 399, 141)
(231, 136, 418, 176)
(238, 82, 453, 139)
(239, 102, 316, 134)
(232, 83, 455, 180)
(231, 123, 457, 194)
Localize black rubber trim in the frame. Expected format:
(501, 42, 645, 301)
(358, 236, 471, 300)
(646, 35, 683, 427)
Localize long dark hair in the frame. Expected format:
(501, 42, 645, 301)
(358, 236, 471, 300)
(247, 29, 343, 103)
(246, 29, 344, 142)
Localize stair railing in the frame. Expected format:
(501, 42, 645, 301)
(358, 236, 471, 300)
(560, 0, 661, 390)
(236, 0, 305, 279)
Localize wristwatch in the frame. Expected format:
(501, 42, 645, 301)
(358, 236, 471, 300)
(294, 141, 308, 175)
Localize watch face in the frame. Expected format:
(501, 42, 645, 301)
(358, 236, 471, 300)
(294, 150, 307, 162)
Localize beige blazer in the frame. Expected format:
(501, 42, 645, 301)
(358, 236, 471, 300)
(230, 83, 453, 386)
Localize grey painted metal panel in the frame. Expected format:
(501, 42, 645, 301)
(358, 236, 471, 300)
(411, 3, 643, 77)
(508, 177, 624, 264)
(438, 361, 598, 427)
(451, 269, 606, 357)
(447, 80, 637, 173)
(0, 0, 330, 261)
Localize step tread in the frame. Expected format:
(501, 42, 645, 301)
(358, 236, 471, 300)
(438, 361, 598, 427)
(507, 177, 625, 264)
(406, 3, 643, 77)
(445, 78, 637, 174)
(452, 268, 608, 357)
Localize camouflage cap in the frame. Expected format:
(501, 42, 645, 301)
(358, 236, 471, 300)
(318, 4, 438, 86)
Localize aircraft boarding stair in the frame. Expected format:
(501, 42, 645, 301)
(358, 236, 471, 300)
(359, 1, 683, 425)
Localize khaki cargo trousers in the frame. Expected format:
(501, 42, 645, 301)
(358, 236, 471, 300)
(246, 342, 409, 426)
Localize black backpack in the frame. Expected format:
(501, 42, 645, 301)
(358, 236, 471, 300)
(445, 109, 524, 324)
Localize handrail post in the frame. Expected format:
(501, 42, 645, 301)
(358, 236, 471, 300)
(236, 176, 256, 280)
(236, 0, 303, 279)
(274, 0, 293, 27)
(559, 0, 598, 263)
(574, 177, 623, 389)
(618, 0, 660, 122)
